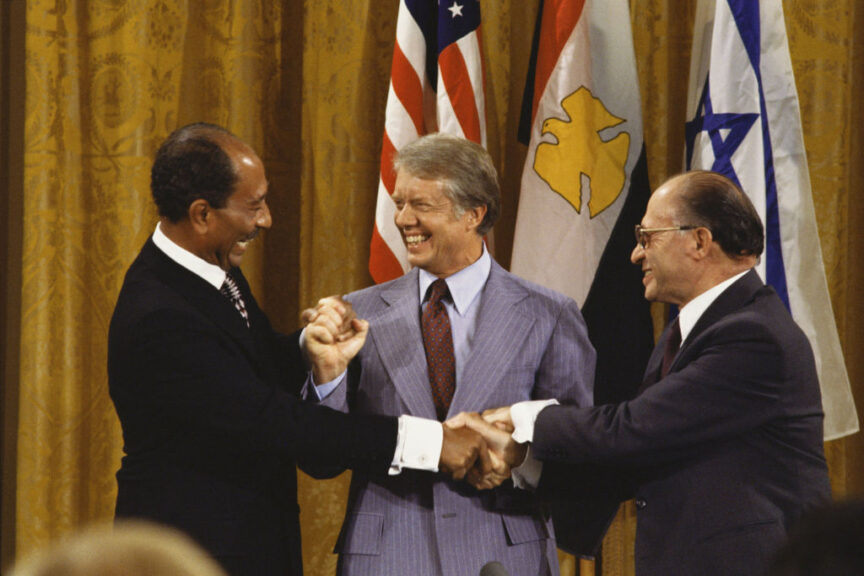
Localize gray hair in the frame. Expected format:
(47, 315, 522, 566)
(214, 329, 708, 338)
(8, 521, 228, 576)
(393, 133, 500, 235)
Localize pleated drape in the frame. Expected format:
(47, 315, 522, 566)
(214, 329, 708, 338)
(2, 2, 861, 576)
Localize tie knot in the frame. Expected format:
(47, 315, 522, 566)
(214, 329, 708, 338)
(425, 279, 450, 305)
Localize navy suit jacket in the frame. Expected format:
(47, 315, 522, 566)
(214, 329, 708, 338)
(108, 239, 398, 576)
(534, 270, 831, 575)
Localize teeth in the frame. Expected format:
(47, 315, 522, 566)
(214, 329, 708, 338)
(405, 235, 428, 246)
(236, 241, 249, 249)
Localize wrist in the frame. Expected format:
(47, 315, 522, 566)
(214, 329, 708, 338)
(312, 361, 345, 385)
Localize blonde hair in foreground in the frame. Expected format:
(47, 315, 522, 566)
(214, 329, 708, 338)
(7, 521, 227, 576)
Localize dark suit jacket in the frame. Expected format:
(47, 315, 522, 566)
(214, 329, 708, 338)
(533, 270, 831, 575)
(108, 239, 398, 576)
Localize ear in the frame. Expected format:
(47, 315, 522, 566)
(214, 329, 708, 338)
(188, 199, 211, 234)
(692, 227, 713, 259)
(465, 205, 487, 233)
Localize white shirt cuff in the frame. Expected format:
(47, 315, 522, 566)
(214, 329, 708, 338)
(511, 399, 558, 443)
(390, 415, 442, 475)
(511, 446, 543, 490)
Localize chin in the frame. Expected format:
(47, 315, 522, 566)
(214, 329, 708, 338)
(405, 255, 426, 269)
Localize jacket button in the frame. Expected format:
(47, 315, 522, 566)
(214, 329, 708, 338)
(635, 499, 647, 510)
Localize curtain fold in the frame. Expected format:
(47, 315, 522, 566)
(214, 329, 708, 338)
(4, 1, 861, 575)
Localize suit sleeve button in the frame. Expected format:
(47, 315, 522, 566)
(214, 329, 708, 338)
(635, 499, 647, 510)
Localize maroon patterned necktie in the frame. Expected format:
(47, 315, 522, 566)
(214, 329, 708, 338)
(422, 279, 455, 420)
(221, 273, 250, 328)
(660, 317, 681, 378)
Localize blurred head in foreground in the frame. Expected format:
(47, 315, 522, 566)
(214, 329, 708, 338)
(8, 521, 227, 576)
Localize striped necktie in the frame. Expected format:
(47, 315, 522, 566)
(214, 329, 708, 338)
(221, 273, 250, 328)
(422, 279, 455, 420)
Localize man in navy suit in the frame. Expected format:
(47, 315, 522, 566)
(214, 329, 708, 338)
(108, 124, 490, 576)
(303, 134, 596, 576)
(465, 170, 831, 575)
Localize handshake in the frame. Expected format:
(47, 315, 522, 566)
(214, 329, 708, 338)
(439, 408, 526, 490)
(302, 296, 528, 490)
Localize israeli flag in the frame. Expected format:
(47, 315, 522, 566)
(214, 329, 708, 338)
(686, 0, 857, 439)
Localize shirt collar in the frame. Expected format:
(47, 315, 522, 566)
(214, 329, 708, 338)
(678, 269, 750, 342)
(152, 222, 227, 290)
(418, 243, 491, 316)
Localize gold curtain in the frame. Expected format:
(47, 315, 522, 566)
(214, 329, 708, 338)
(2, 1, 862, 576)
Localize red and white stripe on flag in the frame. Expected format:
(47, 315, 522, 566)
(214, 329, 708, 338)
(369, 0, 487, 284)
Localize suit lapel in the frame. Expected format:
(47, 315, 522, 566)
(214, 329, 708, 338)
(143, 240, 257, 360)
(674, 269, 762, 368)
(369, 270, 439, 419)
(641, 323, 673, 391)
(449, 262, 533, 416)
(645, 269, 764, 385)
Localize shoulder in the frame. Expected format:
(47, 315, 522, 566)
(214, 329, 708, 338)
(695, 286, 813, 372)
(111, 258, 210, 341)
(344, 271, 417, 310)
(490, 262, 578, 312)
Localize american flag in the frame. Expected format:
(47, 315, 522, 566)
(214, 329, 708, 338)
(369, 0, 486, 283)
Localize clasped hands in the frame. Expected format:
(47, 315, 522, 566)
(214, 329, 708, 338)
(302, 296, 526, 490)
(440, 409, 526, 490)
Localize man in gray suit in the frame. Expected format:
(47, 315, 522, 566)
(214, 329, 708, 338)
(303, 133, 596, 576)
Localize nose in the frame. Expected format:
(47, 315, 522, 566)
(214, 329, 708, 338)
(257, 200, 272, 229)
(630, 242, 644, 264)
(394, 203, 415, 228)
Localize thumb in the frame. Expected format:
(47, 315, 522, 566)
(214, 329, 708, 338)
(443, 412, 468, 429)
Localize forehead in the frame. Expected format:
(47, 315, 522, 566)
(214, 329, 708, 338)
(644, 183, 680, 224)
(228, 150, 267, 200)
(393, 171, 448, 200)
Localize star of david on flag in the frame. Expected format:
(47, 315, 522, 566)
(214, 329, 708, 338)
(686, 0, 858, 440)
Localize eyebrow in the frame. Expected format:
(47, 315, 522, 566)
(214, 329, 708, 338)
(250, 186, 269, 204)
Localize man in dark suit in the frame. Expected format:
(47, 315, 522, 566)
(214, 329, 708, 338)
(107, 123, 490, 576)
(461, 170, 832, 575)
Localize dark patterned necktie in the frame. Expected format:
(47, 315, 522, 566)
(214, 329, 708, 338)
(660, 317, 681, 377)
(422, 279, 455, 420)
(221, 273, 250, 328)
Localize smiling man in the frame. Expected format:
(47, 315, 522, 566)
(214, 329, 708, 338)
(469, 170, 832, 576)
(107, 124, 490, 576)
(302, 133, 596, 576)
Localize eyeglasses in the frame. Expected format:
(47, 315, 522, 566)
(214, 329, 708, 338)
(634, 225, 699, 249)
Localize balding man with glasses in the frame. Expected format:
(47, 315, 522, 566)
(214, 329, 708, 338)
(458, 170, 832, 576)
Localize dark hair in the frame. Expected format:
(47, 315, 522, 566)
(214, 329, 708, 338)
(672, 170, 764, 258)
(151, 123, 239, 222)
(394, 133, 501, 235)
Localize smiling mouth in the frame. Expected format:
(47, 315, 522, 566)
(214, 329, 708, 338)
(235, 230, 260, 250)
(404, 234, 429, 248)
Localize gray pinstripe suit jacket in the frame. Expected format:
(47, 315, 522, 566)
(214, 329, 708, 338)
(320, 260, 596, 576)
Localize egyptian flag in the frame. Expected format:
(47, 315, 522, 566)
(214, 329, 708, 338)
(686, 0, 858, 439)
(511, 0, 653, 406)
(369, 0, 487, 283)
